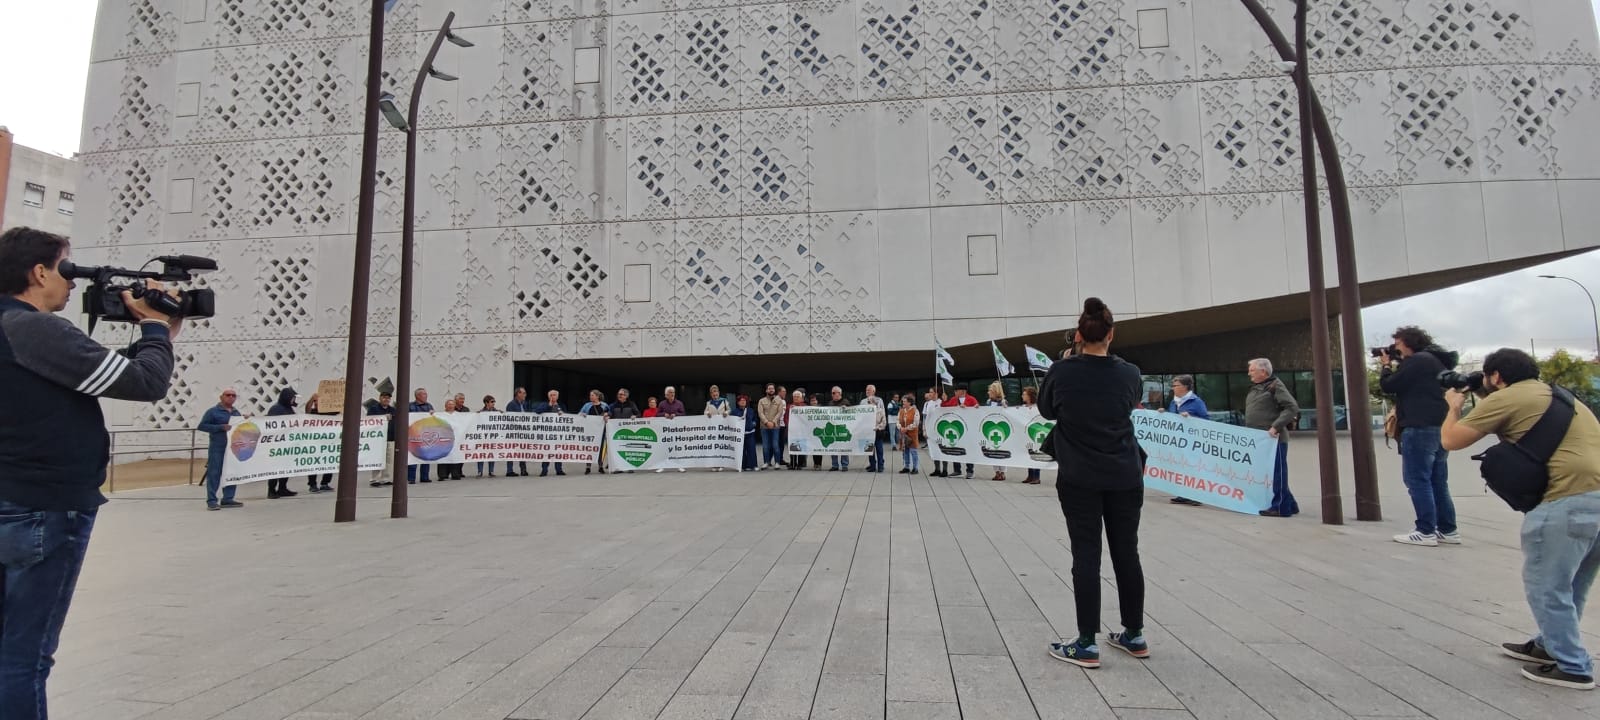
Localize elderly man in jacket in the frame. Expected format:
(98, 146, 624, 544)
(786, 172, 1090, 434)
(199, 388, 245, 509)
(1245, 358, 1300, 518)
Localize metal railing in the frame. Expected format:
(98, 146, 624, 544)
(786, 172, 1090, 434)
(106, 428, 204, 493)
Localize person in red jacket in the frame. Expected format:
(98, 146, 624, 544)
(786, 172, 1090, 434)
(943, 386, 979, 479)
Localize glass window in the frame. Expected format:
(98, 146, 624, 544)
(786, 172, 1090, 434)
(57, 192, 74, 216)
(22, 183, 44, 208)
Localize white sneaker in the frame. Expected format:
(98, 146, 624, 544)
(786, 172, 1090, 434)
(1436, 532, 1462, 545)
(1394, 531, 1439, 547)
(678, 468, 687, 473)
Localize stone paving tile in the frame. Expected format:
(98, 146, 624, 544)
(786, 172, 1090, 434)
(50, 444, 1600, 720)
(810, 672, 884, 720)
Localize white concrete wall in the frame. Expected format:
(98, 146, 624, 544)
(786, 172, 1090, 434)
(4, 144, 79, 236)
(72, 0, 1600, 431)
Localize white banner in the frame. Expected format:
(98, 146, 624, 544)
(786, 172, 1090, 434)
(925, 407, 1057, 469)
(786, 406, 878, 456)
(404, 412, 606, 465)
(605, 416, 744, 471)
(221, 414, 390, 486)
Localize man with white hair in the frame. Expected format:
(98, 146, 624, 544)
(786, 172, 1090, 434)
(657, 387, 688, 472)
(1244, 358, 1301, 517)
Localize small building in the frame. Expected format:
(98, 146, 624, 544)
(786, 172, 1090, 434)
(0, 127, 80, 237)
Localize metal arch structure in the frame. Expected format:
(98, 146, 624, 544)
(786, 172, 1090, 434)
(1238, 0, 1382, 522)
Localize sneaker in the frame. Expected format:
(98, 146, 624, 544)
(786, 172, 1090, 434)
(1502, 640, 1555, 664)
(219, 500, 244, 509)
(207, 504, 220, 511)
(1106, 632, 1150, 659)
(964, 472, 974, 479)
(678, 468, 686, 473)
(1393, 531, 1439, 547)
(1048, 639, 1100, 669)
(1436, 532, 1463, 545)
(1521, 663, 1596, 690)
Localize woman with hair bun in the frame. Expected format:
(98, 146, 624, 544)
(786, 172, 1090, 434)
(1039, 297, 1149, 670)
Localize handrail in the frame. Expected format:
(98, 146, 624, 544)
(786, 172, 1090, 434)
(106, 427, 202, 493)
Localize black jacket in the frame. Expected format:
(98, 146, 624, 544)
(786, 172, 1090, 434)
(365, 398, 397, 441)
(1380, 347, 1459, 428)
(0, 296, 174, 511)
(1039, 353, 1145, 492)
(609, 401, 640, 419)
(267, 387, 298, 416)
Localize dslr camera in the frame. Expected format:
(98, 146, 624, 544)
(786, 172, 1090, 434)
(1370, 344, 1403, 362)
(1437, 370, 1486, 394)
(58, 255, 218, 332)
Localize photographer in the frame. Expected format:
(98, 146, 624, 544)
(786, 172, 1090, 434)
(0, 227, 177, 717)
(1441, 348, 1600, 691)
(1379, 326, 1462, 547)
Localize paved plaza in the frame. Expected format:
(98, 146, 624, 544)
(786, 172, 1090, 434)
(49, 439, 1600, 720)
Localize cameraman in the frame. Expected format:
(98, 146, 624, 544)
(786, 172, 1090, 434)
(1441, 348, 1600, 691)
(0, 227, 177, 717)
(1379, 326, 1461, 547)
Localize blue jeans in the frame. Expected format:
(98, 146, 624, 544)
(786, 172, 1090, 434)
(1399, 425, 1455, 535)
(203, 448, 237, 507)
(903, 445, 919, 471)
(1268, 442, 1299, 516)
(1521, 491, 1600, 677)
(0, 500, 97, 719)
(832, 455, 850, 470)
(869, 437, 885, 471)
(505, 462, 527, 476)
(540, 462, 564, 475)
(761, 429, 780, 465)
(743, 433, 758, 470)
(407, 464, 431, 483)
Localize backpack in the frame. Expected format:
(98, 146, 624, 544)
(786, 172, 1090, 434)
(1471, 384, 1575, 513)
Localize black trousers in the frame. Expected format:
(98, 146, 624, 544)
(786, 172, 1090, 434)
(1058, 483, 1145, 638)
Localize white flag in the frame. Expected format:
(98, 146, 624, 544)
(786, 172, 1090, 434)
(992, 341, 1015, 377)
(936, 356, 954, 385)
(935, 342, 955, 368)
(1025, 344, 1053, 372)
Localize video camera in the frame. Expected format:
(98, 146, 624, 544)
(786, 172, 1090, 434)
(1437, 370, 1486, 393)
(1370, 344, 1402, 362)
(58, 255, 218, 333)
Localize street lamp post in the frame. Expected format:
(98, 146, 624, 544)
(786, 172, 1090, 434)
(1539, 275, 1600, 361)
(1290, 0, 1344, 524)
(381, 12, 472, 519)
(334, 0, 390, 523)
(1239, 0, 1381, 521)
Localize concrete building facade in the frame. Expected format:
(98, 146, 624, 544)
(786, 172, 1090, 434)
(74, 0, 1600, 427)
(1, 128, 80, 236)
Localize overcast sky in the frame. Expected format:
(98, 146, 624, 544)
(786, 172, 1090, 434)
(2, 1, 1598, 361)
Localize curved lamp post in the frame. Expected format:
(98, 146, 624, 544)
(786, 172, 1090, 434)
(1539, 275, 1600, 361)
(382, 11, 473, 519)
(335, 0, 393, 523)
(1239, 0, 1379, 522)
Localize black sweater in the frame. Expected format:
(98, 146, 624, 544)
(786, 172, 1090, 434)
(1039, 353, 1145, 491)
(1379, 348, 1456, 428)
(0, 296, 174, 511)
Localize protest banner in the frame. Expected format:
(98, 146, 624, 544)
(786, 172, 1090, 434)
(405, 412, 606, 465)
(606, 416, 744, 471)
(786, 405, 878, 456)
(221, 414, 389, 486)
(1132, 409, 1277, 515)
(925, 406, 1057, 469)
(314, 378, 345, 414)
